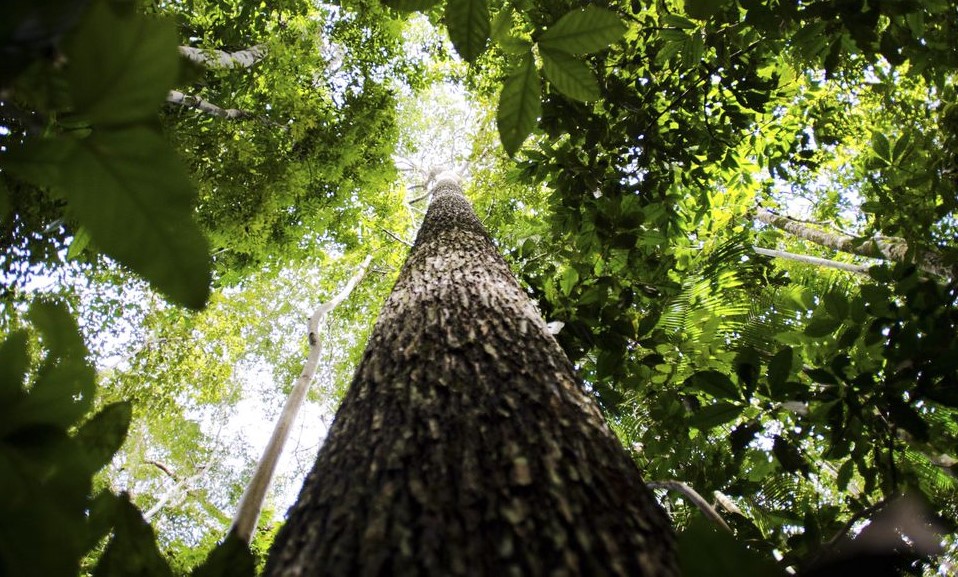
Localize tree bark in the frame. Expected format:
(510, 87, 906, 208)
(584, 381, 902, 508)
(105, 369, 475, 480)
(263, 174, 677, 576)
(755, 208, 955, 279)
(178, 45, 267, 69)
(752, 246, 871, 275)
(166, 90, 251, 120)
(231, 255, 374, 544)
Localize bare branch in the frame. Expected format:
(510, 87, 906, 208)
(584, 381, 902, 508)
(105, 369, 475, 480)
(166, 90, 251, 120)
(753, 246, 871, 275)
(647, 480, 732, 532)
(231, 255, 375, 544)
(179, 45, 267, 69)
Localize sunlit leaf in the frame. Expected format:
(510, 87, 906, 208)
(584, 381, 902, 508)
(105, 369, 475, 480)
(445, 0, 490, 63)
(497, 52, 540, 156)
(540, 48, 600, 102)
(538, 6, 627, 55)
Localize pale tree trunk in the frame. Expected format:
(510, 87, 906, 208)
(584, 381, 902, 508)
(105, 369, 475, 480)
(752, 246, 871, 275)
(231, 255, 374, 544)
(755, 208, 955, 279)
(178, 45, 267, 69)
(166, 90, 251, 120)
(263, 174, 678, 576)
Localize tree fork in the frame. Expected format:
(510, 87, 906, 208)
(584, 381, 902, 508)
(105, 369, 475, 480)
(263, 174, 678, 576)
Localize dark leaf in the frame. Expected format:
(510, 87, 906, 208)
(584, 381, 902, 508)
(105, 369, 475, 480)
(62, 127, 211, 309)
(190, 531, 255, 577)
(497, 52, 540, 156)
(445, 0, 490, 63)
(684, 370, 741, 400)
(539, 48, 600, 102)
(75, 402, 132, 474)
(690, 401, 744, 430)
(679, 515, 786, 577)
(94, 494, 173, 577)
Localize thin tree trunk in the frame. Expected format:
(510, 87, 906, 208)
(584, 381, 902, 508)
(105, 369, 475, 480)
(264, 174, 677, 576)
(755, 208, 955, 279)
(166, 90, 251, 120)
(231, 255, 374, 544)
(752, 246, 871, 275)
(178, 45, 267, 69)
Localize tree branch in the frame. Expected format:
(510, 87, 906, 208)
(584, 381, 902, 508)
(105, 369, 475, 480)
(166, 90, 251, 120)
(755, 207, 956, 280)
(647, 480, 732, 532)
(753, 246, 871, 275)
(178, 45, 267, 69)
(231, 255, 374, 544)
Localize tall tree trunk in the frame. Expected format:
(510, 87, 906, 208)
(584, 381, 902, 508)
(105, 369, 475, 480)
(755, 208, 955, 279)
(166, 90, 251, 119)
(231, 255, 373, 544)
(263, 174, 677, 576)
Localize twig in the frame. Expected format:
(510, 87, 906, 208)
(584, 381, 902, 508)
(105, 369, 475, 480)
(380, 228, 413, 247)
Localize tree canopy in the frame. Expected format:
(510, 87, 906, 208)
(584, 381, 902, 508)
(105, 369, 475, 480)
(1, 0, 957, 575)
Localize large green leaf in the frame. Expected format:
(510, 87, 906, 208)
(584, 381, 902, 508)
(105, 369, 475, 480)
(684, 370, 741, 400)
(537, 6, 627, 55)
(540, 48, 600, 102)
(94, 494, 174, 577)
(690, 401, 744, 430)
(496, 52, 540, 156)
(679, 516, 786, 577)
(61, 127, 211, 309)
(190, 531, 255, 577)
(66, 0, 179, 125)
(75, 402, 132, 474)
(445, 0, 490, 63)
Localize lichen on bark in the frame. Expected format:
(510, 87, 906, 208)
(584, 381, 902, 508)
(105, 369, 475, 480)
(264, 175, 678, 576)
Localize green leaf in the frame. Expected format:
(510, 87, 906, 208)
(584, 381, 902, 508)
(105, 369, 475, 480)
(0, 136, 78, 189)
(381, 0, 441, 10)
(663, 14, 697, 29)
(0, 330, 30, 405)
(886, 398, 930, 442)
(823, 292, 849, 320)
(805, 316, 841, 338)
(679, 515, 786, 577)
(685, 370, 741, 400)
(445, 0, 490, 63)
(94, 494, 174, 577)
(7, 302, 96, 432)
(559, 265, 579, 296)
(66, 226, 93, 260)
(690, 401, 744, 430)
(76, 402, 132, 473)
(540, 48, 600, 102)
(497, 52, 540, 156)
(61, 127, 211, 309)
(836, 459, 855, 491)
(871, 131, 891, 161)
(538, 6, 627, 55)
(190, 531, 255, 577)
(66, 1, 179, 125)
(767, 346, 793, 389)
(772, 435, 808, 476)
(684, 0, 729, 20)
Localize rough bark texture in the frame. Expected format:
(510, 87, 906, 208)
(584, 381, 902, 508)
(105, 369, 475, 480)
(755, 208, 955, 279)
(263, 176, 677, 577)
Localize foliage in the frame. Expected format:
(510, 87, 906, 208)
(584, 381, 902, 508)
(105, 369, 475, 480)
(3, 0, 958, 574)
